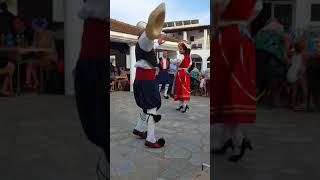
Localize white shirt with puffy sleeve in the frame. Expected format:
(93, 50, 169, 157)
(135, 32, 160, 69)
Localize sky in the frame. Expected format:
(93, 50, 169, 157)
(110, 0, 210, 26)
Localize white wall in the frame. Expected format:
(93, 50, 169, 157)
(53, 0, 64, 22)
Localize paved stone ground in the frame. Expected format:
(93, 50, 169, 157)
(110, 91, 210, 180)
(0, 94, 100, 180)
(212, 106, 320, 180)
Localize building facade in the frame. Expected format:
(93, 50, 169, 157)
(252, 0, 320, 35)
(163, 20, 210, 72)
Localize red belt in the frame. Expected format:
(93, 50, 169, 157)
(135, 68, 156, 80)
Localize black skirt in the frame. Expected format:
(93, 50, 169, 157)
(134, 79, 161, 113)
(74, 58, 108, 151)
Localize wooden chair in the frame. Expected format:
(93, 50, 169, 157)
(0, 68, 13, 95)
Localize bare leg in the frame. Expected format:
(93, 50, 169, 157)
(31, 64, 39, 89)
(1, 63, 15, 95)
(25, 63, 33, 87)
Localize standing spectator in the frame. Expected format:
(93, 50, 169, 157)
(255, 18, 290, 108)
(168, 58, 176, 97)
(287, 38, 309, 111)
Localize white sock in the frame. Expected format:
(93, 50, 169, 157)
(164, 84, 169, 96)
(146, 117, 156, 143)
(134, 111, 147, 132)
(159, 84, 162, 92)
(182, 101, 187, 108)
(178, 101, 183, 108)
(229, 125, 243, 154)
(220, 124, 231, 146)
(147, 107, 157, 115)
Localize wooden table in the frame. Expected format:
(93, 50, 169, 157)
(0, 47, 54, 95)
(111, 76, 128, 91)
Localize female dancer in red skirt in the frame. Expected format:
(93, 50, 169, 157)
(211, 0, 262, 162)
(173, 41, 192, 113)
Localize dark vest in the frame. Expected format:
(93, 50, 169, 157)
(135, 40, 158, 67)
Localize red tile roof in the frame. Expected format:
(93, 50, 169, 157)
(110, 18, 180, 42)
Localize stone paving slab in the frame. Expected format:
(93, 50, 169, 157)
(110, 91, 210, 180)
(0, 95, 99, 180)
(212, 107, 320, 180)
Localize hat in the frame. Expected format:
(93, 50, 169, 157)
(145, 3, 166, 40)
(178, 41, 191, 50)
(136, 21, 147, 29)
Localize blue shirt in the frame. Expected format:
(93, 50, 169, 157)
(168, 63, 176, 75)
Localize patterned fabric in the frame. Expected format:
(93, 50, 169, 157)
(173, 54, 191, 101)
(211, 23, 256, 124)
(255, 30, 284, 60)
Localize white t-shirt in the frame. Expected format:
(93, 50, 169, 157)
(200, 78, 206, 88)
(287, 54, 303, 83)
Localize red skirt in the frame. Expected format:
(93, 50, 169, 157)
(174, 69, 191, 101)
(211, 25, 256, 124)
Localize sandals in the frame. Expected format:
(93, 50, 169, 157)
(24, 82, 32, 89)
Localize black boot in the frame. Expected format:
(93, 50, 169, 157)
(211, 138, 233, 155)
(228, 138, 253, 162)
(181, 105, 189, 113)
(176, 106, 183, 111)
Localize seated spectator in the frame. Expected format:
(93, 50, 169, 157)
(0, 61, 15, 96)
(12, 16, 34, 46)
(24, 18, 57, 90)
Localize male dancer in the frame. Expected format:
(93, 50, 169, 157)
(74, 0, 108, 177)
(132, 3, 166, 148)
(157, 51, 170, 99)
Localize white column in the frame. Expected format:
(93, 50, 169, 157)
(202, 55, 209, 72)
(129, 44, 136, 92)
(295, 0, 310, 30)
(183, 31, 188, 41)
(64, 0, 83, 95)
(203, 29, 208, 49)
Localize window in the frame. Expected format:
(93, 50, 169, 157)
(311, 4, 320, 22)
(207, 62, 210, 68)
(190, 36, 195, 42)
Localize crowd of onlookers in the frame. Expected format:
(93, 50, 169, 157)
(189, 65, 210, 96)
(255, 18, 320, 112)
(0, 2, 60, 96)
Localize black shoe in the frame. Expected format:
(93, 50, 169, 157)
(228, 138, 253, 162)
(163, 95, 169, 99)
(212, 138, 233, 155)
(146, 114, 162, 123)
(181, 105, 189, 113)
(176, 106, 183, 111)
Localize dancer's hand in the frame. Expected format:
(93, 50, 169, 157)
(158, 35, 166, 45)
